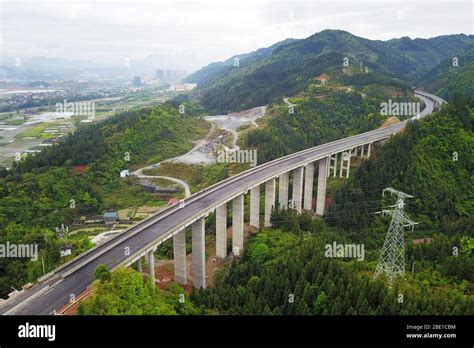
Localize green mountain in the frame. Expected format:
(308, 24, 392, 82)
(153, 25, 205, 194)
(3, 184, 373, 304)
(419, 48, 474, 100)
(189, 98, 474, 316)
(0, 104, 208, 298)
(188, 30, 474, 113)
(185, 38, 296, 85)
(329, 97, 473, 232)
(243, 90, 414, 164)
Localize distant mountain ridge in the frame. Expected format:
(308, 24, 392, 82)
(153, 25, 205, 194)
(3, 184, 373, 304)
(419, 48, 474, 100)
(186, 30, 474, 113)
(185, 38, 297, 85)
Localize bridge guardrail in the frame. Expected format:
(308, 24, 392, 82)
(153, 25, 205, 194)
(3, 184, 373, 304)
(2, 90, 445, 314)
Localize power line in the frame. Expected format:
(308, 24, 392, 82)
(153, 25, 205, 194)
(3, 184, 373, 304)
(373, 188, 418, 284)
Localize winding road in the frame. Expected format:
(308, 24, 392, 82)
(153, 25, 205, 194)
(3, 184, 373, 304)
(0, 91, 445, 315)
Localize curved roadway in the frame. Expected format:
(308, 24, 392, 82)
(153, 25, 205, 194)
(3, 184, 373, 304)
(0, 91, 444, 315)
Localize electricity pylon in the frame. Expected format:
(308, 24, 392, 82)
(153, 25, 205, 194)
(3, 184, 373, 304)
(373, 188, 417, 284)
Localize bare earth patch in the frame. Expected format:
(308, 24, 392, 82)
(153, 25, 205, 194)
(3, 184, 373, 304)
(380, 116, 400, 128)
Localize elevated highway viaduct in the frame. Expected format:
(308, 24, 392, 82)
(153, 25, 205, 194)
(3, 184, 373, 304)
(0, 91, 445, 315)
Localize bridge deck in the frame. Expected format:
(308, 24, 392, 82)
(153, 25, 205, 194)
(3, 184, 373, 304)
(0, 91, 443, 315)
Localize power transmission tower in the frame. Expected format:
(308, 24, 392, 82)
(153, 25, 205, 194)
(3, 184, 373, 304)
(373, 188, 417, 284)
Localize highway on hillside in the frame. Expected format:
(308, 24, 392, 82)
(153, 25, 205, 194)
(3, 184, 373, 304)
(0, 91, 444, 315)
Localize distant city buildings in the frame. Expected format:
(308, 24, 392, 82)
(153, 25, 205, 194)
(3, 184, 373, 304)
(155, 69, 186, 84)
(132, 76, 142, 87)
(131, 75, 162, 87)
(131, 70, 190, 89)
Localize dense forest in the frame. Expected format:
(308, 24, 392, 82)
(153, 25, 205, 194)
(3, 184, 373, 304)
(190, 226, 474, 315)
(78, 267, 199, 315)
(243, 90, 414, 163)
(420, 49, 474, 100)
(76, 99, 474, 316)
(0, 104, 208, 297)
(189, 100, 474, 315)
(201, 51, 345, 113)
(328, 96, 473, 232)
(2, 28, 473, 315)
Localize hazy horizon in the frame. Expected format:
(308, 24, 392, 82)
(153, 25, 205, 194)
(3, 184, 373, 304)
(1, 0, 473, 73)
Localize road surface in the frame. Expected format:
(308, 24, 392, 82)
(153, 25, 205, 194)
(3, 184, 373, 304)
(0, 91, 443, 315)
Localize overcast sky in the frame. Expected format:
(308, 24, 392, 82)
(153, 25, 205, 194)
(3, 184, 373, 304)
(0, 0, 472, 72)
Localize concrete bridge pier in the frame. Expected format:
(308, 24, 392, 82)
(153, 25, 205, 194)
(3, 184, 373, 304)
(173, 229, 187, 285)
(250, 186, 260, 228)
(278, 172, 289, 209)
(232, 194, 244, 254)
(216, 204, 227, 258)
(148, 249, 155, 285)
(264, 178, 275, 227)
(135, 257, 142, 273)
(328, 154, 337, 177)
(316, 157, 328, 216)
(339, 152, 351, 179)
(292, 167, 304, 213)
(367, 142, 372, 158)
(303, 162, 314, 211)
(192, 217, 206, 289)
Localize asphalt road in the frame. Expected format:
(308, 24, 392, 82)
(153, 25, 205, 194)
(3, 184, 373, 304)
(0, 91, 443, 315)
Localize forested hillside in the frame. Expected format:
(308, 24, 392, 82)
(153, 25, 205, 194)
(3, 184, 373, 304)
(189, 30, 474, 113)
(189, 100, 474, 315)
(0, 104, 208, 298)
(185, 38, 296, 85)
(329, 97, 473, 232)
(78, 267, 199, 315)
(2, 25, 472, 317)
(420, 49, 474, 100)
(190, 227, 474, 315)
(243, 89, 416, 163)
